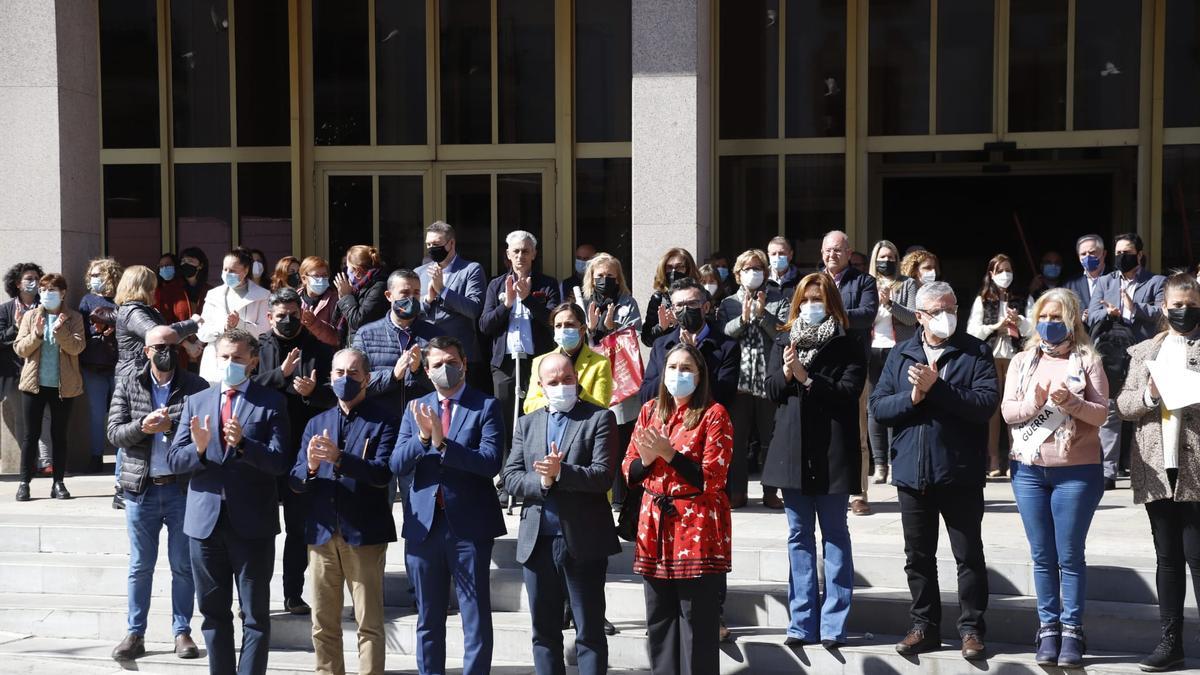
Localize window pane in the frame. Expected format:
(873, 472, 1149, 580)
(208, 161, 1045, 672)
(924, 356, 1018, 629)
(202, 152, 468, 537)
(498, 0, 555, 143)
(1165, 0, 1200, 128)
(238, 163, 292, 267)
(441, 0, 492, 144)
(444, 174, 494, 273)
(719, 156, 778, 258)
(314, 0, 370, 145)
(1163, 146, 1200, 273)
(575, 0, 631, 143)
(170, 0, 231, 147)
(785, 155, 845, 269)
(99, 0, 160, 149)
(1074, 0, 1141, 130)
(719, 0, 779, 139)
(1008, 0, 1067, 132)
(376, 0, 428, 145)
(498, 174, 545, 275)
(868, 0, 930, 136)
(175, 164, 232, 273)
(104, 164, 161, 267)
(235, 0, 290, 146)
(327, 175, 373, 262)
(576, 158, 632, 275)
(785, 0, 845, 138)
(937, 0, 993, 134)
(379, 175, 426, 270)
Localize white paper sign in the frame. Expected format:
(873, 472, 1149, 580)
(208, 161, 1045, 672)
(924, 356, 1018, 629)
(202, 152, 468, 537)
(1146, 360, 1200, 411)
(1012, 403, 1068, 462)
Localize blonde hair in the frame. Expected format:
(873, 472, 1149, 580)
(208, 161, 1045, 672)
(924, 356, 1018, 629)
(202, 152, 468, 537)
(581, 253, 630, 299)
(1026, 288, 1094, 358)
(901, 249, 939, 280)
(85, 257, 123, 297)
(114, 265, 158, 305)
(732, 249, 768, 283)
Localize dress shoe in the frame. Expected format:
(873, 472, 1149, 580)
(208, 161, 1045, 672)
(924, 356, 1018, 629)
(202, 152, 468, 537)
(719, 620, 732, 642)
(762, 490, 785, 510)
(15, 482, 30, 502)
(604, 619, 618, 635)
(850, 499, 872, 516)
(728, 493, 748, 509)
(112, 633, 145, 661)
(284, 597, 311, 615)
(784, 636, 806, 647)
(895, 624, 940, 655)
(112, 485, 125, 510)
(960, 631, 986, 660)
(822, 639, 844, 649)
(50, 481, 71, 499)
(175, 633, 199, 659)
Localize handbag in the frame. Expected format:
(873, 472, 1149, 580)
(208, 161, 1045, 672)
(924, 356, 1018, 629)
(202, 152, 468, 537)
(598, 326, 643, 406)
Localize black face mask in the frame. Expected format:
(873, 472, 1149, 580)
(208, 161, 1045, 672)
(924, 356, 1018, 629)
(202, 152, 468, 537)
(875, 260, 897, 277)
(666, 269, 687, 287)
(428, 245, 449, 264)
(594, 276, 619, 300)
(151, 347, 176, 372)
(179, 263, 198, 279)
(275, 315, 302, 339)
(393, 297, 419, 321)
(1167, 307, 1200, 334)
(1115, 252, 1140, 273)
(287, 272, 301, 288)
(675, 306, 705, 333)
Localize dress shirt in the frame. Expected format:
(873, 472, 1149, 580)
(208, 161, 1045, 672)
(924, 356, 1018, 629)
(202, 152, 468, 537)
(148, 375, 174, 477)
(505, 292, 535, 357)
(539, 409, 570, 537)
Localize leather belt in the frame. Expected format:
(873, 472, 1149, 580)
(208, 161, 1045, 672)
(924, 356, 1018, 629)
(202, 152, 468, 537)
(150, 475, 177, 486)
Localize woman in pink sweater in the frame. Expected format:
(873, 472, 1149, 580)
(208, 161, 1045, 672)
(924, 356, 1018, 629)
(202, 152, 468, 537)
(1001, 288, 1109, 669)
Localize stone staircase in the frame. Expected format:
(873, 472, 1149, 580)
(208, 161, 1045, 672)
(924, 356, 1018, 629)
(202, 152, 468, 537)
(0, 474, 1195, 673)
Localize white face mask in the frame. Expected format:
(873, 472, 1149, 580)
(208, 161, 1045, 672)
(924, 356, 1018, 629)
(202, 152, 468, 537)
(799, 302, 826, 325)
(992, 271, 1013, 289)
(926, 312, 957, 339)
(252, 261, 264, 278)
(544, 384, 578, 413)
(741, 269, 764, 290)
(920, 270, 937, 284)
(703, 282, 719, 297)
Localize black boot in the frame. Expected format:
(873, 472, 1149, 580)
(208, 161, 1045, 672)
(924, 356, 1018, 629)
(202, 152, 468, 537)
(1140, 618, 1185, 672)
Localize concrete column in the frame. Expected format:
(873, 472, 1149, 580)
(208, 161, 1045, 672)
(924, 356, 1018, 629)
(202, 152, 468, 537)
(630, 0, 713, 307)
(0, 0, 100, 474)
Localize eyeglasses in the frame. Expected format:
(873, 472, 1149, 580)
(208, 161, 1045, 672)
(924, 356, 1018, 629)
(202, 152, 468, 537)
(917, 307, 958, 317)
(822, 248, 848, 256)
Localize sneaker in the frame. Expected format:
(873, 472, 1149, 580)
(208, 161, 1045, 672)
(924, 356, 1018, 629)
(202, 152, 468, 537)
(871, 465, 888, 484)
(174, 633, 199, 659)
(1058, 624, 1085, 669)
(284, 597, 311, 615)
(15, 483, 30, 502)
(895, 624, 940, 655)
(112, 633, 145, 661)
(960, 631, 986, 660)
(1034, 622, 1061, 666)
(50, 481, 71, 500)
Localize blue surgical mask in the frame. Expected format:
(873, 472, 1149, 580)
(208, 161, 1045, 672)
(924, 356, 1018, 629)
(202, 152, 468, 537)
(88, 276, 105, 293)
(574, 258, 589, 276)
(717, 266, 730, 281)
(1081, 254, 1101, 273)
(799, 302, 826, 325)
(1042, 263, 1062, 280)
(347, 268, 360, 284)
(39, 290, 61, 311)
(222, 272, 242, 288)
(331, 375, 362, 402)
(159, 265, 176, 281)
(309, 276, 330, 295)
(221, 360, 249, 387)
(1037, 320, 1071, 347)
(555, 327, 582, 351)
(21, 280, 37, 294)
(664, 369, 697, 398)
(770, 255, 789, 273)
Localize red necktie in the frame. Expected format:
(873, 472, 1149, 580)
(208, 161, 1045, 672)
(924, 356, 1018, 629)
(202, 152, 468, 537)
(436, 399, 452, 508)
(221, 389, 238, 452)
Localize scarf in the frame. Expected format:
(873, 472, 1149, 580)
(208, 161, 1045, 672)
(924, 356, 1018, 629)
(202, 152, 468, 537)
(734, 289, 768, 398)
(789, 316, 840, 367)
(1013, 347, 1085, 463)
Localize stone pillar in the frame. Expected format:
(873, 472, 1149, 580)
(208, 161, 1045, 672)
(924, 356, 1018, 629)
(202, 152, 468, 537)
(0, 0, 101, 474)
(630, 0, 713, 308)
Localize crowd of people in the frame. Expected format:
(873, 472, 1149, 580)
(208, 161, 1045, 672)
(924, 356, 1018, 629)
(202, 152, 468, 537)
(1, 224, 1199, 675)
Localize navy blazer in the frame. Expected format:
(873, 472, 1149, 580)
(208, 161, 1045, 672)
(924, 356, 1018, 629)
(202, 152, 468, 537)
(1085, 269, 1167, 343)
(1063, 267, 1105, 312)
(289, 399, 399, 547)
(391, 386, 507, 543)
(479, 272, 561, 368)
(500, 402, 621, 564)
(166, 381, 291, 540)
(419, 255, 487, 363)
(834, 266, 880, 334)
(638, 320, 741, 409)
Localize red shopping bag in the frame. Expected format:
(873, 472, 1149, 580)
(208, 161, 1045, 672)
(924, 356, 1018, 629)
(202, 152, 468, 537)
(598, 327, 643, 406)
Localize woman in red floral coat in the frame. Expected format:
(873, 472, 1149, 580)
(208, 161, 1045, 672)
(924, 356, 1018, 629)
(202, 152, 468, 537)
(622, 342, 733, 675)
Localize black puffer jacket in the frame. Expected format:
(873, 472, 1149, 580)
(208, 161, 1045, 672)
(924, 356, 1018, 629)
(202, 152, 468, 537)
(115, 302, 199, 380)
(109, 363, 210, 495)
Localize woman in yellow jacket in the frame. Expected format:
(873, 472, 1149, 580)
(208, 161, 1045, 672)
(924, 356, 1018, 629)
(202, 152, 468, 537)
(14, 273, 85, 501)
(524, 302, 613, 413)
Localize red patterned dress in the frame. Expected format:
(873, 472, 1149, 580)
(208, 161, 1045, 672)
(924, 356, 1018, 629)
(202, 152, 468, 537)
(621, 400, 733, 579)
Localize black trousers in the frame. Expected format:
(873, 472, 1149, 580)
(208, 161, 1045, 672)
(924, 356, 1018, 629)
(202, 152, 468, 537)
(492, 358, 532, 469)
(643, 574, 722, 675)
(611, 421, 634, 506)
(277, 477, 308, 600)
(1145, 494, 1200, 622)
(20, 388, 72, 483)
(897, 485, 988, 635)
(866, 347, 893, 467)
(729, 392, 776, 496)
(524, 536, 608, 675)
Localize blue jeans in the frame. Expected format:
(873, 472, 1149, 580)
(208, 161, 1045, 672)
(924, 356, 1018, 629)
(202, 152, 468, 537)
(1010, 461, 1104, 626)
(125, 481, 194, 636)
(81, 369, 114, 459)
(781, 490, 854, 642)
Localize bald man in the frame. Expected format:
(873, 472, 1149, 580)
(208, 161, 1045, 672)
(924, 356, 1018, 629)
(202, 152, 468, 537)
(501, 352, 620, 675)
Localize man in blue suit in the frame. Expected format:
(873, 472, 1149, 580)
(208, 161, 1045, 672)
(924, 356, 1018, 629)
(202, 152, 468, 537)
(418, 221, 489, 392)
(290, 347, 398, 675)
(167, 328, 290, 675)
(391, 335, 507, 675)
(1063, 234, 1108, 320)
(1086, 232, 1166, 488)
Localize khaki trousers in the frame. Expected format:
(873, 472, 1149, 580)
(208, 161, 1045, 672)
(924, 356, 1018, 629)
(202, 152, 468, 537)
(310, 534, 388, 675)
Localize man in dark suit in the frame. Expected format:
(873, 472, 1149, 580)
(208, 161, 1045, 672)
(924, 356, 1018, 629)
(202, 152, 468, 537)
(1064, 233, 1108, 322)
(501, 353, 620, 675)
(418, 221, 489, 392)
(1086, 232, 1167, 488)
(391, 336, 507, 675)
(252, 287, 335, 615)
(167, 328, 290, 675)
(640, 277, 740, 410)
(290, 347, 398, 675)
(479, 230, 561, 474)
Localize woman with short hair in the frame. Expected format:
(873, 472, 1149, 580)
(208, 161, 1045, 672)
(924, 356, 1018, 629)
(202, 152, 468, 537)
(866, 240, 918, 485)
(297, 255, 340, 347)
(115, 265, 200, 380)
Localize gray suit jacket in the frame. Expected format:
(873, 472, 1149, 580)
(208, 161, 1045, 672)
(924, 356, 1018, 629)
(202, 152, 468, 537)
(1086, 269, 1167, 343)
(418, 254, 486, 362)
(501, 400, 621, 564)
